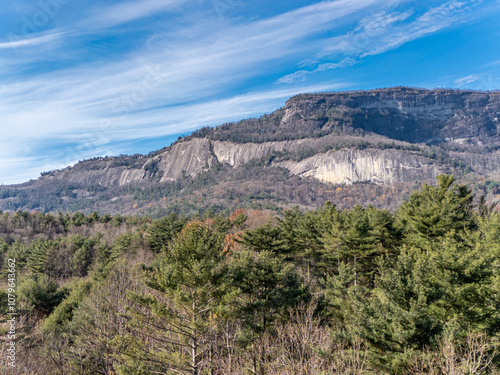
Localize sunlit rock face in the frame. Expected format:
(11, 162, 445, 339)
(278, 88, 500, 144)
(276, 149, 441, 185)
(26, 87, 500, 189)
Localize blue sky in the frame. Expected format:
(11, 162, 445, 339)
(0, 0, 499, 185)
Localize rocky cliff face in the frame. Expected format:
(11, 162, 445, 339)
(4, 87, 500, 214)
(212, 138, 443, 184)
(41, 159, 148, 187)
(212, 138, 313, 167)
(278, 88, 500, 144)
(42, 138, 217, 187)
(195, 87, 500, 145)
(35, 87, 500, 189)
(39, 135, 444, 188)
(277, 149, 441, 185)
(156, 138, 217, 181)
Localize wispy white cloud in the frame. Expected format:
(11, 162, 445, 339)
(276, 71, 310, 84)
(1, 1, 371, 183)
(484, 59, 500, 67)
(0, 31, 63, 49)
(455, 74, 484, 86)
(278, 0, 483, 83)
(453, 73, 499, 90)
(79, 0, 187, 30)
(95, 82, 350, 142)
(0, 81, 349, 184)
(358, 1, 475, 57)
(277, 58, 355, 84)
(0, 0, 382, 138)
(0, 0, 495, 184)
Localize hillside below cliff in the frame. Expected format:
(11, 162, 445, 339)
(1, 87, 499, 216)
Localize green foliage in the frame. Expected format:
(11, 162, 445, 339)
(146, 213, 186, 253)
(0, 289, 8, 315)
(344, 230, 498, 372)
(236, 222, 288, 254)
(69, 235, 100, 277)
(1, 241, 28, 275)
(26, 240, 51, 274)
(147, 222, 226, 299)
(53, 263, 134, 374)
(2, 175, 500, 374)
(232, 212, 248, 227)
(115, 222, 227, 374)
(226, 250, 310, 337)
(43, 279, 93, 330)
(19, 273, 67, 315)
(397, 175, 476, 247)
(72, 212, 87, 226)
(322, 205, 401, 285)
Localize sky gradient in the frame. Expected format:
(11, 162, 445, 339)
(0, 0, 499, 184)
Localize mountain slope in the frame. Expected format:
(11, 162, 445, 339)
(1, 87, 499, 216)
(189, 87, 500, 144)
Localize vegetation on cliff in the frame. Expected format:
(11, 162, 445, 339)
(1, 88, 500, 215)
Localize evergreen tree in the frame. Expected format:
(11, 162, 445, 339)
(397, 174, 475, 248)
(279, 204, 337, 281)
(226, 250, 309, 335)
(236, 222, 287, 255)
(27, 240, 51, 274)
(116, 222, 226, 375)
(225, 250, 309, 374)
(19, 273, 66, 316)
(147, 213, 185, 253)
(345, 232, 498, 373)
(65, 263, 138, 374)
(322, 205, 400, 286)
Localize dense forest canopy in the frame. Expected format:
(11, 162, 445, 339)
(0, 175, 499, 374)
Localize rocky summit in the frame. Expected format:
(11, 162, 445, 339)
(2, 87, 499, 216)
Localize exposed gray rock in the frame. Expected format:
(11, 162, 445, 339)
(157, 138, 217, 181)
(279, 88, 500, 144)
(213, 139, 310, 166)
(5, 87, 500, 214)
(276, 149, 442, 185)
(196, 87, 500, 145)
(42, 164, 147, 188)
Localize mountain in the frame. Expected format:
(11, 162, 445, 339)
(2, 87, 500, 216)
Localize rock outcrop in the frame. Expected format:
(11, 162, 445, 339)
(194, 87, 500, 145)
(277, 88, 500, 144)
(4, 87, 500, 213)
(39, 135, 445, 188)
(34, 87, 500, 189)
(277, 149, 441, 185)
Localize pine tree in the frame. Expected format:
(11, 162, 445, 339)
(115, 222, 226, 375)
(19, 273, 66, 316)
(344, 247, 439, 372)
(27, 240, 50, 274)
(225, 250, 309, 374)
(279, 206, 330, 281)
(397, 175, 476, 248)
(236, 222, 287, 255)
(345, 230, 497, 373)
(322, 205, 400, 286)
(226, 250, 308, 335)
(147, 213, 185, 253)
(335, 177, 497, 373)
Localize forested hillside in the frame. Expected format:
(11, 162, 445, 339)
(1, 175, 499, 374)
(2, 88, 500, 216)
